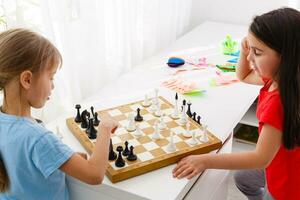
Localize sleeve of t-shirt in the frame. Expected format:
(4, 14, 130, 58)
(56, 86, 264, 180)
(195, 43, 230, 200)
(259, 95, 284, 132)
(31, 132, 74, 178)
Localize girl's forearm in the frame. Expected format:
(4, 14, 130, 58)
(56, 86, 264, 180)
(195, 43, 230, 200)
(236, 53, 252, 81)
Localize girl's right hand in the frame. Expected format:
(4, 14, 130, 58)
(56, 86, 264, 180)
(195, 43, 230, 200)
(98, 118, 118, 135)
(240, 37, 250, 55)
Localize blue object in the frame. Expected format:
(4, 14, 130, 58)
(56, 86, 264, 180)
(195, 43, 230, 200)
(229, 50, 240, 57)
(167, 57, 185, 68)
(0, 111, 74, 200)
(228, 57, 238, 63)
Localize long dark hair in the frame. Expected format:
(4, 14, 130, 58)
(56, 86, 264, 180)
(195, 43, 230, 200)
(250, 7, 300, 149)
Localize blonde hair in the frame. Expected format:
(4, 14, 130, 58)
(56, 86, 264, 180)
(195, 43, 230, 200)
(0, 28, 62, 192)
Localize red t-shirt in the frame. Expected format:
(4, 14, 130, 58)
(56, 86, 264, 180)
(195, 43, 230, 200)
(257, 80, 300, 200)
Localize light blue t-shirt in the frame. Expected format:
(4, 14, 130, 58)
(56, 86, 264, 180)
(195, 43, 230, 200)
(0, 111, 74, 200)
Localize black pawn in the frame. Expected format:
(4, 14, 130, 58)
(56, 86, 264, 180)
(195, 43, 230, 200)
(183, 99, 186, 106)
(192, 112, 197, 121)
(80, 110, 88, 129)
(186, 101, 192, 118)
(75, 104, 82, 123)
(115, 146, 125, 168)
(122, 141, 130, 156)
(127, 146, 137, 161)
(93, 112, 100, 126)
(90, 106, 95, 118)
(197, 116, 202, 125)
(175, 93, 178, 100)
(86, 118, 97, 139)
(134, 108, 143, 122)
(109, 139, 117, 161)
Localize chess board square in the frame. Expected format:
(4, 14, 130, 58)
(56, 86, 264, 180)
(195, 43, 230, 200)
(175, 141, 190, 150)
(147, 118, 158, 126)
(111, 136, 122, 145)
(119, 133, 134, 141)
(119, 106, 133, 113)
(118, 119, 129, 127)
(160, 129, 170, 138)
(127, 138, 140, 147)
(150, 148, 166, 157)
(143, 113, 156, 121)
(171, 126, 186, 135)
(136, 135, 152, 144)
(164, 108, 174, 115)
(138, 121, 151, 129)
(138, 151, 154, 162)
(143, 127, 155, 135)
(134, 145, 147, 154)
(168, 135, 182, 143)
(155, 138, 169, 147)
(114, 114, 127, 121)
(161, 103, 170, 110)
(166, 121, 179, 128)
(163, 116, 173, 123)
(143, 141, 159, 151)
(114, 127, 127, 136)
(110, 161, 129, 170)
(129, 104, 142, 111)
(108, 109, 122, 116)
(140, 109, 149, 115)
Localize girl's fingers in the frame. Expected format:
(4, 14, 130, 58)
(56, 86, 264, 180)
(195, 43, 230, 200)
(173, 159, 188, 173)
(187, 170, 199, 180)
(177, 167, 193, 179)
(173, 164, 189, 178)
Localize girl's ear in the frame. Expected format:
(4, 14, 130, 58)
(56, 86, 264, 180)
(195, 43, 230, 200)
(19, 70, 33, 90)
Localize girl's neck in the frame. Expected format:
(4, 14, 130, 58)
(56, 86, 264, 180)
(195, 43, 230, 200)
(268, 81, 278, 92)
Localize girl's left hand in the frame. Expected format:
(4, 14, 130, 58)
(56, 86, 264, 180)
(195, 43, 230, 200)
(172, 155, 207, 179)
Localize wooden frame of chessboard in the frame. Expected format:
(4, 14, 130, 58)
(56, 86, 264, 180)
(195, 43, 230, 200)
(66, 96, 222, 183)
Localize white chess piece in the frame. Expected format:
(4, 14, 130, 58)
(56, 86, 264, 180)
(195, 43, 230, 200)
(154, 88, 159, 104)
(188, 130, 198, 146)
(179, 101, 188, 125)
(183, 121, 192, 138)
(166, 131, 176, 152)
(152, 122, 161, 140)
(149, 98, 157, 112)
(126, 113, 136, 132)
(158, 114, 167, 129)
(133, 124, 143, 137)
(154, 102, 162, 117)
(200, 125, 209, 143)
(142, 94, 151, 107)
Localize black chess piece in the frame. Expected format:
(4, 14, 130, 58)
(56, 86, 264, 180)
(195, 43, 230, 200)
(115, 146, 125, 168)
(186, 101, 192, 118)
(109, 139, 117, 161)
(90, 106, 95, 118)
(175, 92, 178, 100)
(93, 112, 100, 126)
(192, 112, 197, 121)
(86, 118, 97, 139)
(183, 99, 186, 106)
(134, 108, 143, 122)
(75, 104, 82, 123)
(122, 141, 130, 156)
(197, 116, 201, 125)
(127, 146, 137, 161)
(80, 110, 89, 129)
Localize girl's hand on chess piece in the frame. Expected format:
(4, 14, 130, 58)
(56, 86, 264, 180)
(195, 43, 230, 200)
(98, 118, 118, 135)
(240, 37, 250, 56)
(172, 154, 208, 179)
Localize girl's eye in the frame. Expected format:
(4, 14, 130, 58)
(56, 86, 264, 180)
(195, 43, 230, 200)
(253, 49, 261, 56)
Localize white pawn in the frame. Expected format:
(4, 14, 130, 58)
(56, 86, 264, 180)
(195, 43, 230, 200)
(154, 102, 162, 117)
(142, 94, 151, 107)
(183, 121, 192, 138)
(154, 88, 159, 104)
(179, 101, 188, 125)
(188, 130, 198, 146)
(152, 121, 161, 140)
(126, 113, 136, 132)
(149, 98, 157, 112)
(133, 124, 143, 137)
(200, 125, 209, 143)
(166, 131, 176, 152)
(158, 114, 167, 129)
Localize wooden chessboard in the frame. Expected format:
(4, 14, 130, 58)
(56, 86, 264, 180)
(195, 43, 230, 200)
(66, 96, 222, 183)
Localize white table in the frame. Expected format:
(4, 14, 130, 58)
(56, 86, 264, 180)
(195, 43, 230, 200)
(46, 21, 261, 200)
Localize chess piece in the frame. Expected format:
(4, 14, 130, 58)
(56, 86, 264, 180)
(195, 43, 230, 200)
(192, 112, 197, 121)
(188, 130, 198, 146)
(127, 146, 137, 161)
(149, 98, 157, 112)
(122, 141, 130, 156)
(166, 131, 176, 152)
(154, 103, 162, 117)
(75, 104, 82, 123)
(200, 125, 209, 143)
(80, 110, 89, 129)
(93, 112, 100, 126)
(90, 106, 95, 118)
(186, 101, 192, 118)
(134, 108, 143, 122)
(152, 122, 161, 140)
(197, 115, 201, 125)
(179, 100, 188, 125)
(158, 114, 167, 129)
(109, 139, 117, 161)
(142, 94, 151, 107)
(86, 118, 97, 139)
(115, 146, 125, 167)
(133, 124, 143, 137)
(171, 93, 180, 119)
(154, 88, 159, 104)
(126, 113, 136, 132)
(183, 121, 192, 138)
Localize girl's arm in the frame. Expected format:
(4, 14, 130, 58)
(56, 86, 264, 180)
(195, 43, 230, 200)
(60, 119, 118, 185)
(236, 37, 264, 85)
(173, 123, 282, 179)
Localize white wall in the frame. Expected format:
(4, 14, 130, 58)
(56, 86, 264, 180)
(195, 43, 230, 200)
(189, 0, 292, 30)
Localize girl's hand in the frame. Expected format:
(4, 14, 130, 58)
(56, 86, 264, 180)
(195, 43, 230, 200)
(98, 118, 118, 135)
(240, 37, 250, 55)
(77, 152, 88, 160)
(172, 155, 207, 179)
